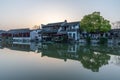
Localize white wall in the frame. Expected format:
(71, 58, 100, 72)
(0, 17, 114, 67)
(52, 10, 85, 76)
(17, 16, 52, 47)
(30, 30, 42, 41)
(30, 31, 37, 40)
(68, 31, 78, 41)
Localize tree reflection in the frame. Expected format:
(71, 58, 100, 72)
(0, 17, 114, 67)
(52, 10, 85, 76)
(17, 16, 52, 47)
(79, 51, 110, 72)
(35, 43, 111, 72)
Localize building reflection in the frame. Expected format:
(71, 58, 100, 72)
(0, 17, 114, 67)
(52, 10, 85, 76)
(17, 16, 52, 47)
(1, 42, 31, 52)
(0, 42, 120, 72)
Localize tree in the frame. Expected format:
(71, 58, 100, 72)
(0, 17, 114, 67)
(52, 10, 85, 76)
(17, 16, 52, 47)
(80, 12, 111, 32)
(32, 25, 40, 29)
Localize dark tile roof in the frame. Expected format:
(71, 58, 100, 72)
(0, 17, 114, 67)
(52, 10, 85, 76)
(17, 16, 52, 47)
(109, 29, 120, 32)
(42, 21, 80, 28)
(8, 28, 30, 31)
(7, 28, 31, 33)
(67, 21, 80, 26)
(60, 21, 80, 27)
(42, 21, 66, 28)
(47, 22, 65, 26)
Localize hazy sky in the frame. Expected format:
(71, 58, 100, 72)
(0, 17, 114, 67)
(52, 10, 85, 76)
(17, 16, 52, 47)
(0, 0, 120, 30)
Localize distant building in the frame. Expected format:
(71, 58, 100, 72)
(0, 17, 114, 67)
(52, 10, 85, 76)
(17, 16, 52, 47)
(112, 21, 120, 29)
(8, 28, 31, 44)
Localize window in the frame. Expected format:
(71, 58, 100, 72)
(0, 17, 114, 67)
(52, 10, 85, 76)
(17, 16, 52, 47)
(73, 33, 76, 39)
(69, 33, 72, 37)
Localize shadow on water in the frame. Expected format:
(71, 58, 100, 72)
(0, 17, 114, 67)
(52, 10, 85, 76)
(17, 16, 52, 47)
(0, 42, 120, 72)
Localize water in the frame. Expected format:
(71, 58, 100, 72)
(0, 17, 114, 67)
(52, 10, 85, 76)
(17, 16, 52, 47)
(0, 42, 120, 80)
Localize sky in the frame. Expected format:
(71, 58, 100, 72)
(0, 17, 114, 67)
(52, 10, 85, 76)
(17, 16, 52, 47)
(0, 0, 120, 30)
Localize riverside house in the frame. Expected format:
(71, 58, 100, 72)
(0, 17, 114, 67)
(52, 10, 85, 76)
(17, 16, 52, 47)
(41, 20, 80, 42)
(1, 28, 31, 44)
(11, 28, 31, 44)
(1, 28, 42, 44)
(107, 29, 120, 45)
(58, 21, 80, 42)
(79, 31, 107, 44)
(41, 20, 67, 42)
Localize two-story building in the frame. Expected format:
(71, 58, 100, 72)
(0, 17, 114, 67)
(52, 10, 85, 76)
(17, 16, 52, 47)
(41, 20, 67, 42)
(9, 28, 31, 44)
(58, 21, 80, 41)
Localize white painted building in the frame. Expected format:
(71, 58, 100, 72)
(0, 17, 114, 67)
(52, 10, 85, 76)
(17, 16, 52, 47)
(30, 29, 42, 42)
(67, 22, 80, 41)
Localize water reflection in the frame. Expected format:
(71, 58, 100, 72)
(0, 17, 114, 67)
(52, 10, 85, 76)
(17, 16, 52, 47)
(0, 42, 120, 72)
(35, 43, 111, 72)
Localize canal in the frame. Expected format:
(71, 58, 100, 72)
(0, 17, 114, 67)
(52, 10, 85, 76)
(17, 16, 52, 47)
(0, 42, 120, 80)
